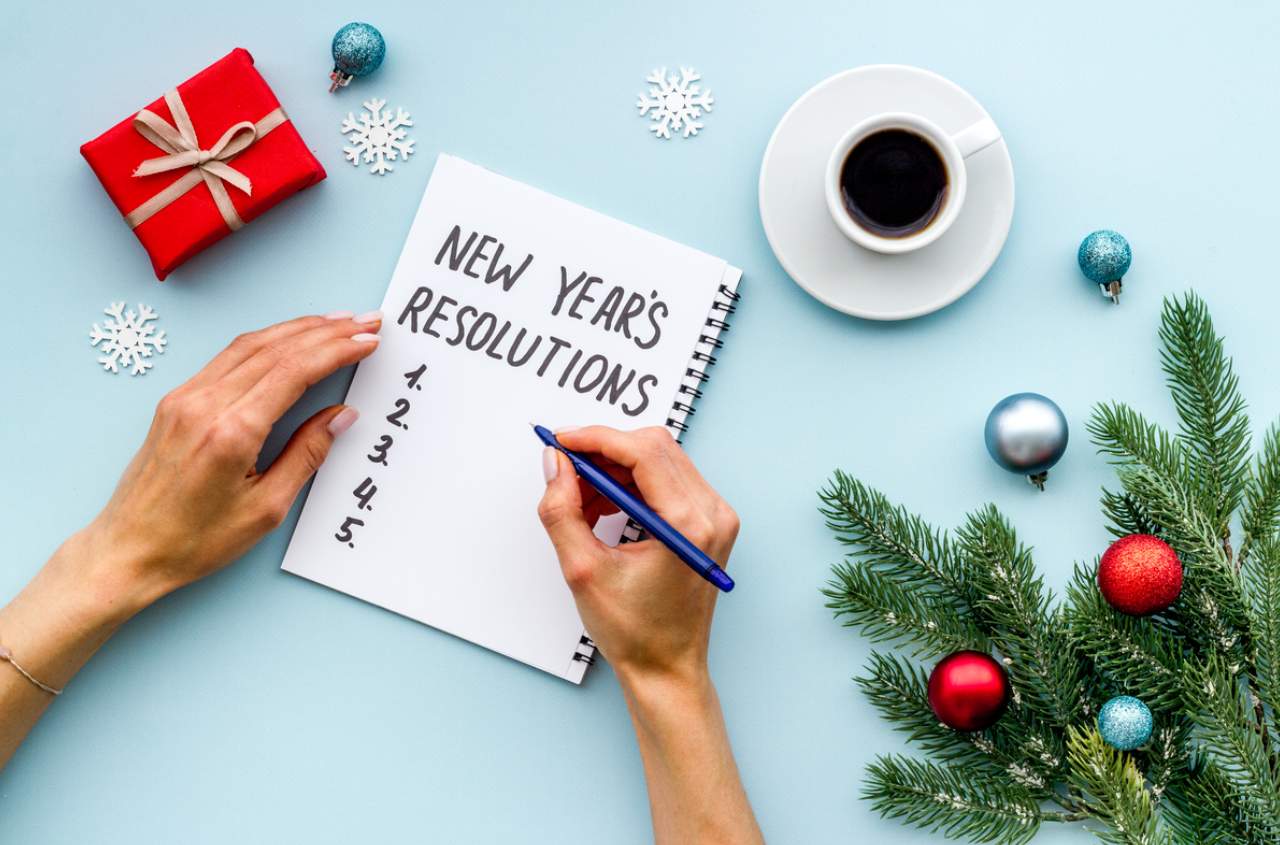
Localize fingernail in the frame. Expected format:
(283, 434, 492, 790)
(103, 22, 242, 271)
(542, 447, 559, 483)
(354, 310, 383, 325)
(554, 425, 581, 434)
(324, 310, 355, 320)
(328, 407, 359, 437)
(351, 333, 380, 343)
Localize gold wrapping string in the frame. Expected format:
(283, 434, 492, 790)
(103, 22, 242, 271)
(123, 88, 287, 231)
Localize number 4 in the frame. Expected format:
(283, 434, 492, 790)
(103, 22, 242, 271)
(353, 477, 377, 510)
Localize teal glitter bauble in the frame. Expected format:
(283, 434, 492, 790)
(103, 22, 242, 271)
(1078, 230, 1131, 303)
(330, 22, 385, 91)
(1097, 695, 1153, 751)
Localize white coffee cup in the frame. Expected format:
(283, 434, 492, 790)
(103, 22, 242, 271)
(824, 112, 1001, 254)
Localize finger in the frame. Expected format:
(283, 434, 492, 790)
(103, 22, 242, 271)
(537, 449, 606, 589)
(229, 332, 381, 432)
(557, 425, 724, 522)
(215, 313, 383, 402)
(252, 405, 358, 522)
(185, 313, 351, 390)
(578, 459, 634, 519)
(555, 426, 690, 503)
(558, 426, 730, 547)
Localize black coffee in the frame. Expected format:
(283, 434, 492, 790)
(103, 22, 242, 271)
(839, 129, 948, 238)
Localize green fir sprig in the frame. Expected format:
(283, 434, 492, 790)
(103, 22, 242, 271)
(821, 293, 1280, 844)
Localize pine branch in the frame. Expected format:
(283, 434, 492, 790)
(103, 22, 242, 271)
(1116, 464, 1249, 660)
(1158, 293, 1251, 543)
(1243, 536, 1280, 716)
(1064, 562, 1185, 710)
(857, 653, 1005, 769)
(863, 755, 1045, 845)
(1089, 402, 1192, 490)
(1163, 760, 1259, 845)
(1182, 657, 1280, 838)
(856, 652, 1064, 791)
(824, 562, 987, 657)
(818, 472, 971, 607)
(1240, 423, 1280, 564)
(1065, 726, 1169, 845)
(1136, 720, 1191, 804)
(1100, 488, 1159, 539)
(957, 506, 1084, 727)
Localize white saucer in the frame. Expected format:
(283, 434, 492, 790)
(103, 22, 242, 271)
(759, 65, 1015, 321)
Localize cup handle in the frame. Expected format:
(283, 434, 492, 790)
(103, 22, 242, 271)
(951, 118, 1001, 159)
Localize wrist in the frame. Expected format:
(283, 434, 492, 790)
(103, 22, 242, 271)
(42, 524, 161, 628)
(0, 528, 146, 692)
(617, 660, 716, 718)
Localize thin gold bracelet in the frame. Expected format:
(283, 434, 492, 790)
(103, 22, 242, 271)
(0, 644, 63, 696)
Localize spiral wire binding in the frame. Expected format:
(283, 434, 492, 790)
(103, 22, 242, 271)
(572, 634, 596, 665)
(620, 280, 740, 545)
(572, 279, 740, 673)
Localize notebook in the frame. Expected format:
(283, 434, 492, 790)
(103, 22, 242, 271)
(281, 154, 741, 683)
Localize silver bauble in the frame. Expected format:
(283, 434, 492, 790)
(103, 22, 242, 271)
(984, 393, 1068, 490)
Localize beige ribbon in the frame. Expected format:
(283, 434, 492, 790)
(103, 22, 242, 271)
(123, 88, 287, 231)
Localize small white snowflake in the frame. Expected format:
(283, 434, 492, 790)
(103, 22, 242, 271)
(341, 98, 416, 175)
(90, 302, 167, 376)
(636, 67, 714, 140)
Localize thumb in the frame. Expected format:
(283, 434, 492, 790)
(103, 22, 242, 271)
(537, 449, 604, 586)
(257, 405, 357, 514)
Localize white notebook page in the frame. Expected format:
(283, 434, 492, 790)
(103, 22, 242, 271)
(281, 154, 736, 682)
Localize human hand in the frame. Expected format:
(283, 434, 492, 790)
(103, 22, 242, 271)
(536, 426, 739, 689)
(77, 311, 383, 614)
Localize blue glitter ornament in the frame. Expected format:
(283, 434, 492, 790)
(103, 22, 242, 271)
(330, 22, 386, 93)
(1097, 695, 1153, 751)
(1077, 230, 1132, 305)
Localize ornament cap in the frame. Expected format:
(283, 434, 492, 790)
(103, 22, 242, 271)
(328, 70, 354, 94)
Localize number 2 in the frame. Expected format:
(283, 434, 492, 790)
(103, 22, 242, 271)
(386, 398, 411, 429)
(334, 516, 365, 548)
(353, 477, 377, 511)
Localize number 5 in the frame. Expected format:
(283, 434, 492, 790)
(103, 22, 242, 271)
(335, 516, 365, 547)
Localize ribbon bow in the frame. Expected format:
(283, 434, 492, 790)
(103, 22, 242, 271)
(123, 88, 286, 232)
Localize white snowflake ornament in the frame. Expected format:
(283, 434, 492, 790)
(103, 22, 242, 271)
(90, 302, 167, 376)
(341, 98, 416, 175)
(636, 67, 714, 140)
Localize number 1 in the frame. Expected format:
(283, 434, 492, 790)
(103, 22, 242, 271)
(404, 363, 427, 391)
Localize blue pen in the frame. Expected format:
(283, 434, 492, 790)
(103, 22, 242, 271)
(531, 424, 735, 593)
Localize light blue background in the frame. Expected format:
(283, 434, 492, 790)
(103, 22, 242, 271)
(4, 1, 1278, 842)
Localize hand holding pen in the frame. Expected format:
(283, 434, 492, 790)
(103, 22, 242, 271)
(536, 425, 740, 678)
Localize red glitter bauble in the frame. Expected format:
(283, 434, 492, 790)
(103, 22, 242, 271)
(1097, 534, 1183, 616)
(927, 650, 1011, 731)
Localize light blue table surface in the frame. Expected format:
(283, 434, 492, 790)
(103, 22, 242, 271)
(5, 1, 1279, 842)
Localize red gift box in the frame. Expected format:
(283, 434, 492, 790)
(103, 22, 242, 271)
(81, 48, 326, 280)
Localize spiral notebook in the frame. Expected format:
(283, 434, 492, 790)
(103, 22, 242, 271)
(281, 154, 740, 682)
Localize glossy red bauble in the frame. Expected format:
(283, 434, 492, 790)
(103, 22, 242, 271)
(927, 650, 1011, 732)
(1097, 534, 1183, 616)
